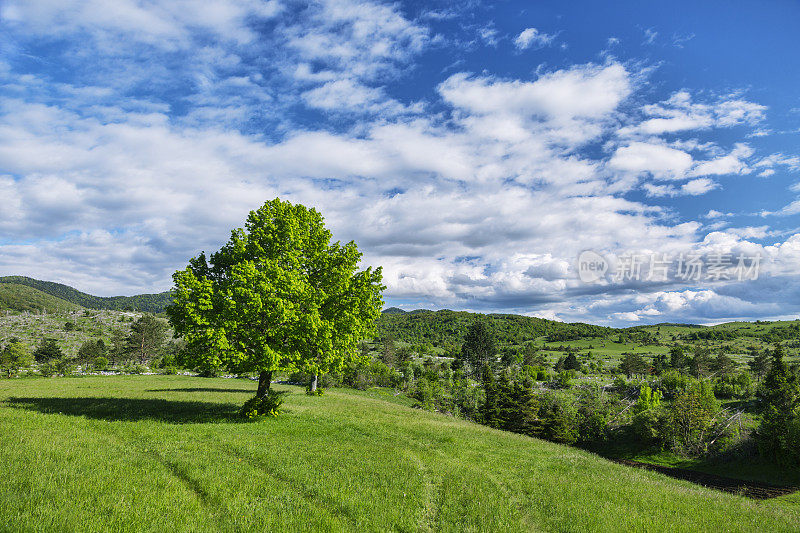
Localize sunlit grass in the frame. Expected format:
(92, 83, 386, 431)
(1, 375, 799, 532)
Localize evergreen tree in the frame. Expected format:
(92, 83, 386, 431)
(125, 315, 167, 364)
(757, 345, 800, 462)
(748, 347, 771, 383)
(563, 352, 581, 371)
(460, 320, 497, 375)
(712, 350, 737, 377)
(33, 338, 64, 363)
(669, 345, 687, 371)
(619, 352, 648, 377)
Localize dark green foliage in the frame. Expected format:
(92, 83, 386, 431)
(666, 380, 721, 456)
(669, 345, 687, 371)
(757, 345, 800, 463)
(460, 320, 497, 375)
(748, 347, 771, 382)
(482, 369, 540, 436)
(377, 309, 611, 348)
(77, 339, 106, 364)
(0, 276, 173, 313)
(689, 347, 713, 378)
(125, 315, 167, 363)
(712, 350, 737, 377)
(619, 352, 648, 377)
(563, 352, 581, 371)
(0, 282, 80, 314)
(33, 338, 64, 363)
(537, 393, 579, 445)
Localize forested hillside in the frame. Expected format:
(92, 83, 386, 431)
(0, 283, 79, 314)
(0, 276, 172, 313)
(376, 309, 612, 349)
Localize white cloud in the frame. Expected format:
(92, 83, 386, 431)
(609, 142, 693, 180)
(0, 0, 798, 324)
(514, 27, 556, 50)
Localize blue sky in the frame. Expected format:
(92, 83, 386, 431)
(0, 0, 799, 325)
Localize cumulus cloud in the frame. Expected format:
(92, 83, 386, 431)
(514, 27, 557, 50)
(0, 0, 798, 324)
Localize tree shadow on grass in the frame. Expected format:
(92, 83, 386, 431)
(147, 388, 256, 394)
(5, 396, 245, 424)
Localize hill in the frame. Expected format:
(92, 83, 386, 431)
(0, 283, 80, 314)
(0, 375, 797, 531)
(376, 308, 612, 348)
(0, 276, 172, 313)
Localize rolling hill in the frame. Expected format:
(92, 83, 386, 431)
(0, 276, 173, 313)
(0, 375, 797, 531)
(0, 283, 80, 314)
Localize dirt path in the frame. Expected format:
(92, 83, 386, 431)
(613, 459, 798, 500)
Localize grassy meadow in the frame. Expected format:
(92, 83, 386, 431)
(1, 375, 799, 532)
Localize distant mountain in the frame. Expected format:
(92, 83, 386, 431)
(0, 276, 173, 313)
(0, 283, 80, 314)
(381, 307, 407, 314)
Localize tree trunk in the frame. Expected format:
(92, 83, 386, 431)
(257, 370, 273, 397)
(310, 373, 318, 392)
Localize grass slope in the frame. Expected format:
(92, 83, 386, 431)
(0, 283, 80, 314)
(0, 276, 172, 313)
(1, 376, 798, 532)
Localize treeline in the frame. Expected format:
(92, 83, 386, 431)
(0, 276, 173, 313)
(681, 323, 800, 343)
(376, 309, 612, 348)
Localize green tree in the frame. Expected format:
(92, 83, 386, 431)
(669, 345, 687, 371)
(667, 380, 720, 455)
(619, 352, 648, 377)
(167, 198, 384, 411)
(460, 320, 497, 375)
(748, 347, 771, 383)
(1, 341, 33, 377)
(712, 350, 737, 377)
(33, 338, 63, 363)
(757, 344, 800, 462)
(77, 339, 106, 364)
(689, 347, 713, 378)
(563, 352, 581, 371)
(125, 315, 167, 364)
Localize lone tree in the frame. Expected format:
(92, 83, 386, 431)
(167, 199, 384, 412)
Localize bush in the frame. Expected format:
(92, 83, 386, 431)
(239, 390, 285, 418)
(537, 392, 579, 445)
(39, 361, 57, 377)
(632, 408, 669, 445)
(93, 356, 109, 371)
(56, 358, 76, 377)
(163, 365, 178, 375)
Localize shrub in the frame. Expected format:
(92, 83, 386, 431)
(305, 384, 324, 396)
(632, 408, 669, 445)
(56, 358, 76, 377)
(537, 392, 579, 445)
(93, 356, 109, 371)
(39, 361, 57, 377)
(239, 390, 285, 418)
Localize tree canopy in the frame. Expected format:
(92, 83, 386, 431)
(167, 198, 384, 408)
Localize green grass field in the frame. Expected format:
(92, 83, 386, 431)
(1, 376, 799, 532)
